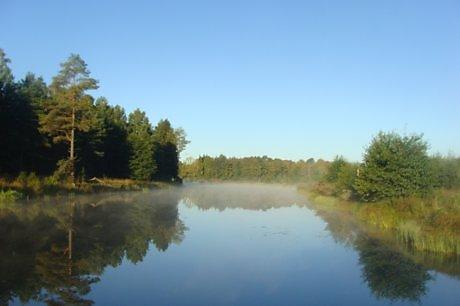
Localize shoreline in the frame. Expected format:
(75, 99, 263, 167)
(297, 186, 460, 256)
(0, 177, 181, 202)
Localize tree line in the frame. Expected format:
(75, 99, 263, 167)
(0, 49, 188, 183)
(180, 155, 329, 183)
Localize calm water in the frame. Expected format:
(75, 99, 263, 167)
(2, 183, 459, 306)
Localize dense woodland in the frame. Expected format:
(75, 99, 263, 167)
(180, 155, 328, 183)
(0, 49, 187, 183)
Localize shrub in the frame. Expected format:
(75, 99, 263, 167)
(354, 132, 431, 202)
(429, 156, 460, 189)
(0, 190, 24, 202)
(324, 156, 358, 198)
(26, 172, 42, 193)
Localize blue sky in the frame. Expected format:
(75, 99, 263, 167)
(1, 0, 459, 161)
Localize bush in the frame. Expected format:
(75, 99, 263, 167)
(429, 156, 460, 189)
(354, 132, 431, 202)
(0, 190, 24, 202)
(324, 156, 358, 198)
(53, 159, 73, 182)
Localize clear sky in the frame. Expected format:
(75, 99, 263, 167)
(1, 0, 459, 161)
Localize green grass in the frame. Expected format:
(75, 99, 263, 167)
(0, 174, 170, 202)
(299, 185, 460, 255)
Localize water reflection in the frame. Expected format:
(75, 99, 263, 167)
(181, 183, 309, 211)
(303, 198, 459, 303)
(0, 190, 185, 305)
(357, 237, 432, 302)
(181, 183, 459, 303)
(0, 184, 458, 305)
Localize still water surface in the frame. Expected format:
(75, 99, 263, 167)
(2, 183, 459, 305)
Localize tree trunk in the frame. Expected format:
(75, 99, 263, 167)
(70, 107, 75, 184)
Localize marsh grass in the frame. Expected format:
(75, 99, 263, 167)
(299, 186, 460, 255)
(0, 174, 165, 202)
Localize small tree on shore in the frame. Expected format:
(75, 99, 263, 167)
(354, 132, 431, 202)
(41, 54, 98, 182)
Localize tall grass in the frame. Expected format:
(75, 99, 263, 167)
(0, 173, 164, 202)
(299, 185, 460, 255)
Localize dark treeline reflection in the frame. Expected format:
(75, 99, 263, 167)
(307, 199, 459, 303)
(0, 190, 186, 305)
(181, 183, 459, 303)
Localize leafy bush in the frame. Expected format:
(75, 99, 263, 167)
(0, 190, 24, 202)
(53, 159, 73, 182)
(429, 156, 460, 189)
(324, 156, 358, 198)
(354, 132, 432, 202)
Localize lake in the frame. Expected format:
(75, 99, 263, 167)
(2, 183, 459, 305)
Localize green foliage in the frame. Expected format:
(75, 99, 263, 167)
(152, 119, 180, 181)
(354, 132, 432, 202)
(180, 155, 328, 183)
(0, 190, 24, 202)
(429, 156, 460, 189)
(128, 110, 157, 180)
(325, 156, 347, 182)
(0, 49, 184, 183)
(41, 54, 98, 180)
(0, 50, 49, 175)
(324, 156, 358, 197)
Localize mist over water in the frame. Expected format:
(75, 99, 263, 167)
(181, 182, 309, 210)
(1, 183, 459, 306)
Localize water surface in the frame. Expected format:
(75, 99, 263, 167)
(2, 183, 459, 305)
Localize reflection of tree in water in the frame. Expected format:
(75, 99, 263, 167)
(356, 237, 432, 302)
(0, 190, 186, 305)
(306, 201, 436, 303)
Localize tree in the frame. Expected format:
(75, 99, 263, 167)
(152, 119, 180, 181)
(92, 98, 130, 178)
(127, 109, 156, 180)
(41, 54, 98, 182)
(0, 49, 18, 174)
(173, 127, 190, 154)
(17, 73, 54, 174)
(0, 50, 47, 175)
(354, 132, 431, 202)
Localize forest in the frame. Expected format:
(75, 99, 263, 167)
(0, 49, 187, 196)
(180, 155, 328, 183)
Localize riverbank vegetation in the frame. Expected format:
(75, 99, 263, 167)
(302, 132, 460, 255)
(0, 49, 188, 198)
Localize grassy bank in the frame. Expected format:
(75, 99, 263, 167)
(0, 174, 173, 202)
(298, 185, 460, 255)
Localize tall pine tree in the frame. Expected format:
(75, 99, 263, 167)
(41, 54, 98, 182)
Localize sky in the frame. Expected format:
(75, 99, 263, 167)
(1, 0, 459, 161)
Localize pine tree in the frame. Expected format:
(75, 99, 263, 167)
(0, 48, 17, 174)
(41, 54, 98, 182)
(152, 119, 180, 181)
(127, 109, 156, 180)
